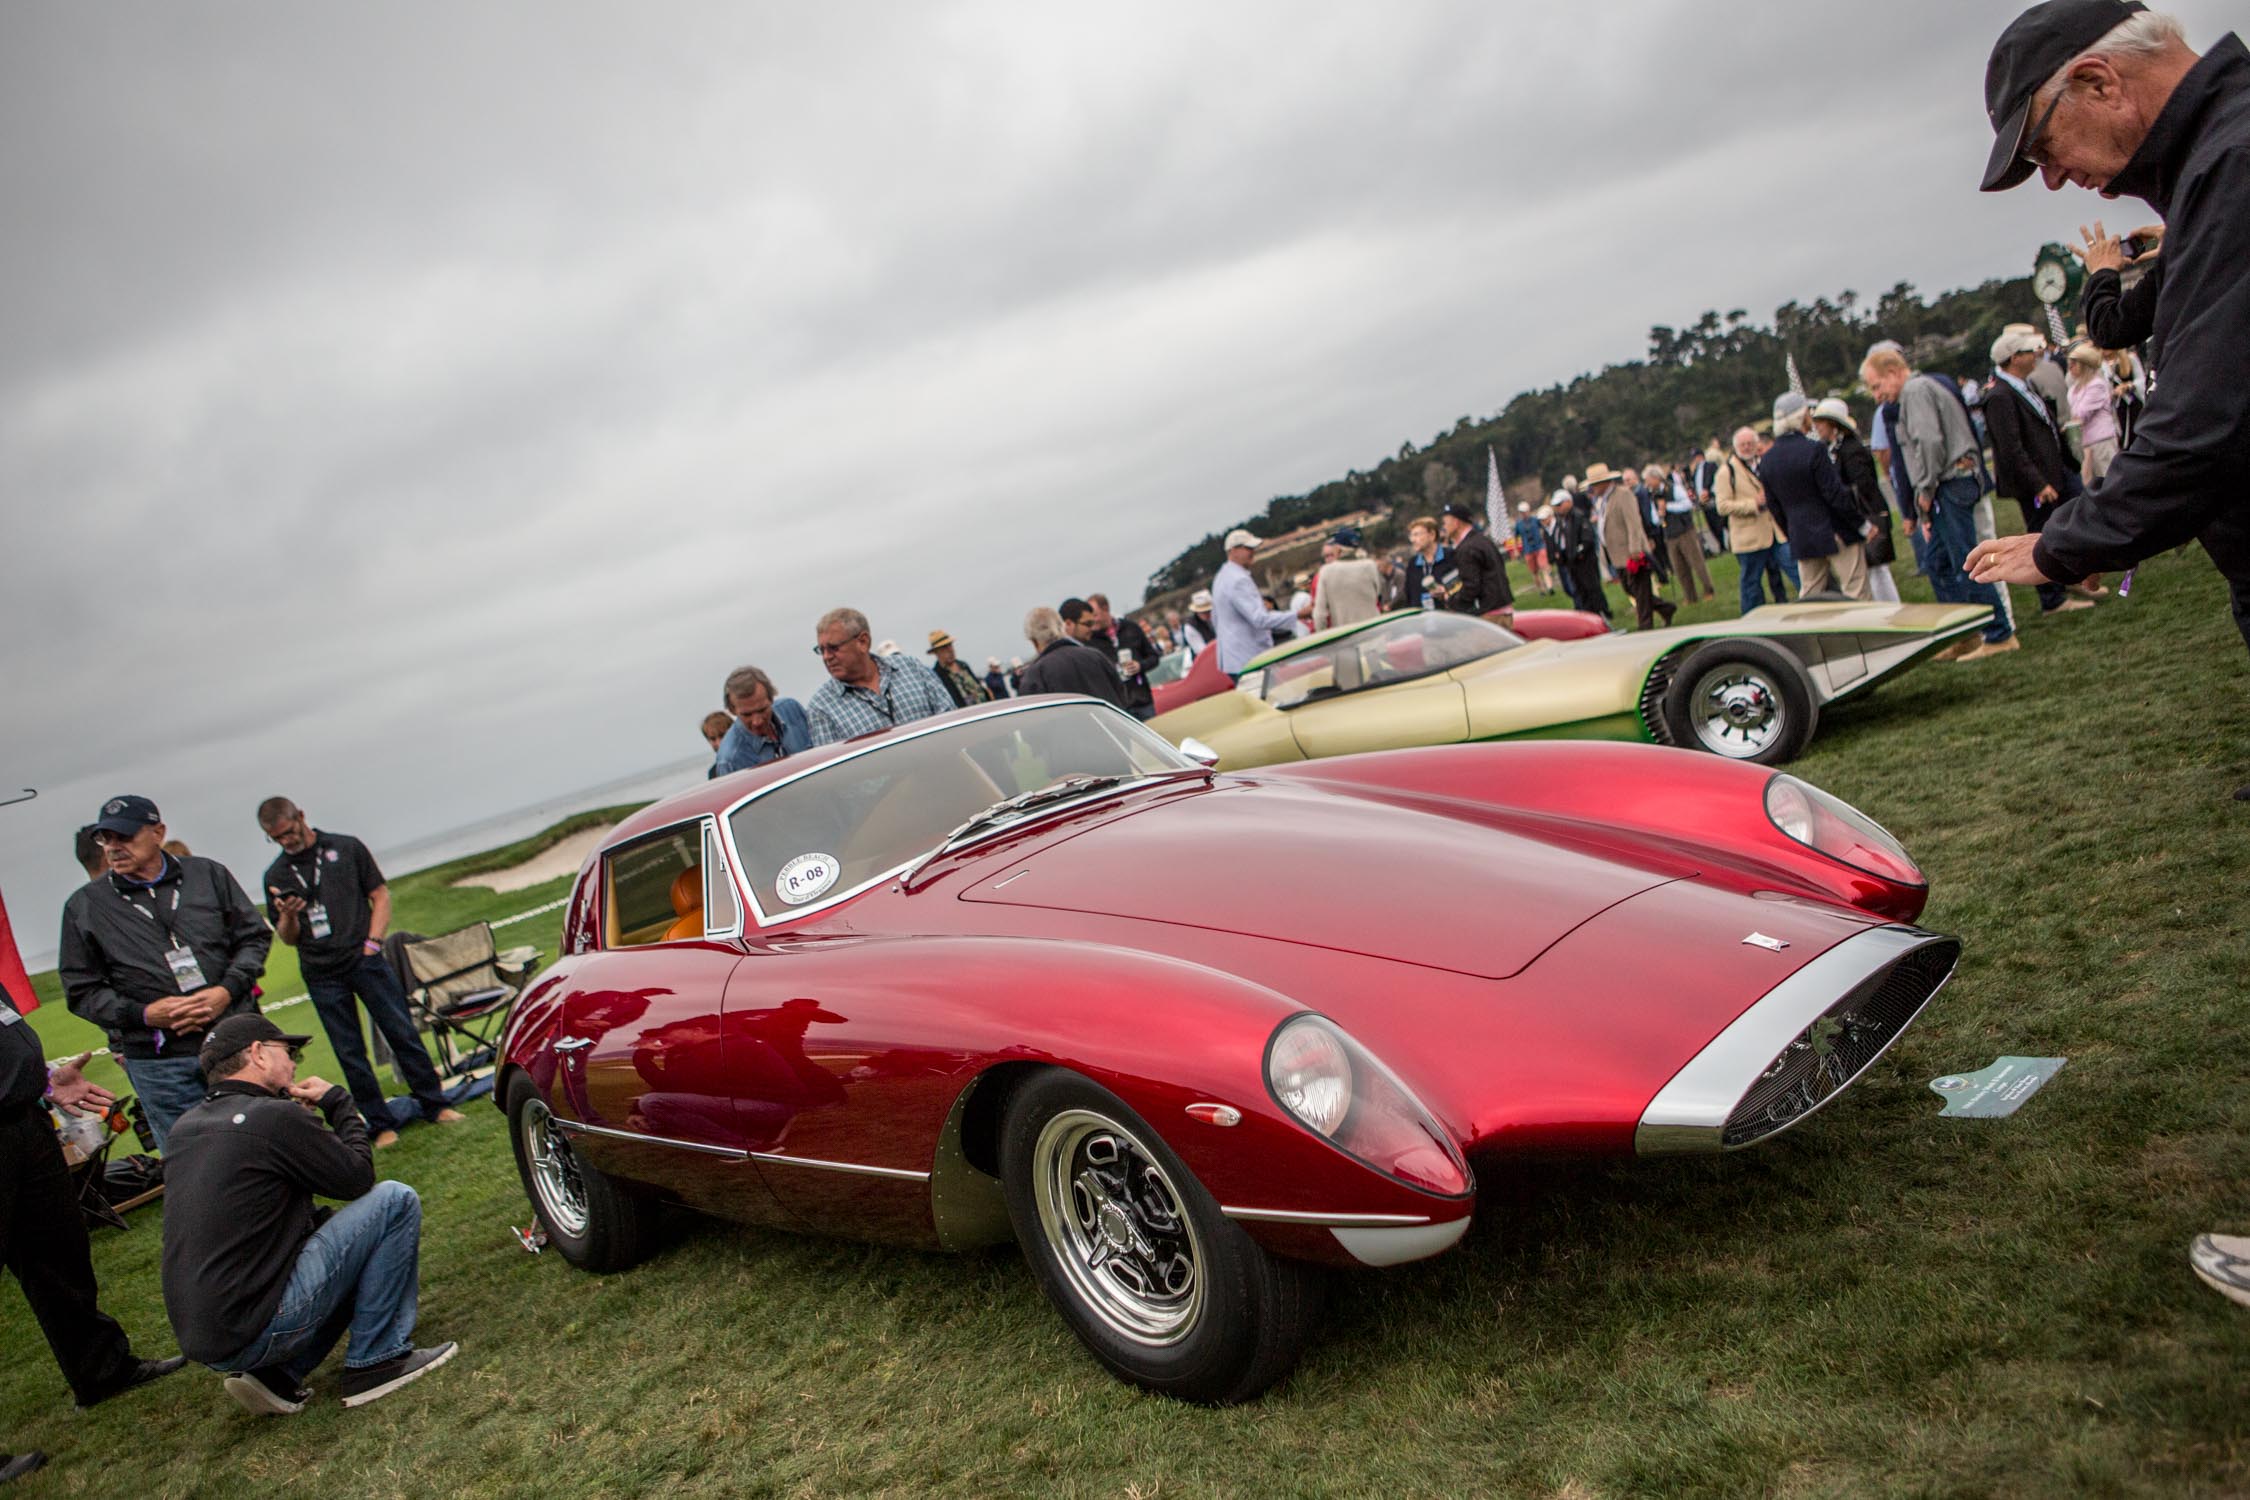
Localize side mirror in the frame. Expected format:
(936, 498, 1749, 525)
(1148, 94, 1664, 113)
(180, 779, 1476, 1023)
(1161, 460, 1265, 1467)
(1179, 737, 1221, 769)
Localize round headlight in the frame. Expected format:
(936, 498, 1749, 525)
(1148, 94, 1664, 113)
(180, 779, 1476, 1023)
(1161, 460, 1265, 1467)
(1764, 774, 1923, 887)
(1267, 1017, 1353, 1136)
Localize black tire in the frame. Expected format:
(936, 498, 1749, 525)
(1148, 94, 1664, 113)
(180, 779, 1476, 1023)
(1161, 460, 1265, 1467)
(505, 1072, 654, 1273)
(998, 1069, 1323, 1404)
(1660, 637, 1818, 765)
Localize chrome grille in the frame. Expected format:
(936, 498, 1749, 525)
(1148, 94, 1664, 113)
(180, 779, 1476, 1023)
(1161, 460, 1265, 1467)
(1721, 941, 1959, 1148)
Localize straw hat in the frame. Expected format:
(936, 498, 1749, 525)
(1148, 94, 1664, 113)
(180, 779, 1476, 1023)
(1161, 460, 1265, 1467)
(1811, 396, 1858, 433)
(926, 629, 956, 652)
(1580, 462, 1630, 489)
(1188, 589, 1213, 610)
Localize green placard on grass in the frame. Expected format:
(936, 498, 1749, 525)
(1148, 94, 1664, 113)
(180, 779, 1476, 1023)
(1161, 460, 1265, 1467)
(1930, 1056, 2066, 1118)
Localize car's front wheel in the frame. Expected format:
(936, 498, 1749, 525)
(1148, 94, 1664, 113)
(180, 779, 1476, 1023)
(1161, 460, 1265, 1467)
(505, 1072, 654, 1273)
(998, 1069, 1322, 1404)
(1661, 638, 1818, 764)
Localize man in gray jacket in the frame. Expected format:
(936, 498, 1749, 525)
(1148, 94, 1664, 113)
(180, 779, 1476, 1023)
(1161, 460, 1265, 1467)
(1860, 346, 2016, 657)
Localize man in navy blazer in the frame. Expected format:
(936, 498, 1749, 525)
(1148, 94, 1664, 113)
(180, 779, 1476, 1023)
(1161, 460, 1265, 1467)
(1762, 393, 1874, 600)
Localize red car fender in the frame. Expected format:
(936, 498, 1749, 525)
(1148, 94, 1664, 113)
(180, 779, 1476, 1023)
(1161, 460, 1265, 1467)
(1262, 741, 1928, 923)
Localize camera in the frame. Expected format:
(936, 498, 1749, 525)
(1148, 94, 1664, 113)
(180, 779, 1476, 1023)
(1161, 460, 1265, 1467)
(2122, 235, 2151, 260)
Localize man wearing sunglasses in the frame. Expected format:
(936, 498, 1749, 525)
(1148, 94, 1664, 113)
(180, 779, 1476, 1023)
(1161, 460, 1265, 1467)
(160, 1013, 455, 1415)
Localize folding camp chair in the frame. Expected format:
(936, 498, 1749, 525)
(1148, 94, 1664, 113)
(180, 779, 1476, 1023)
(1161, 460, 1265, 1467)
(395, 923, 540, 1082)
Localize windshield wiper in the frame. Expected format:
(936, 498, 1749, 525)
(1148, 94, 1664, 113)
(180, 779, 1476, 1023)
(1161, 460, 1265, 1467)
(900, 767, 1212, 890)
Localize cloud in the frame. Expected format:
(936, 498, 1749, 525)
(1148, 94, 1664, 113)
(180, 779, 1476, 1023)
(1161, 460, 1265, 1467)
(6, 0, 2232, 964)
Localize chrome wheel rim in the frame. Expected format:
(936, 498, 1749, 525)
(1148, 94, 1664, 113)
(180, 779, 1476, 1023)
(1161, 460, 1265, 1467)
(521, 1098, 590, 1238)
(1687, 663, 1786, 758)
(1032, 1108, 1204, 1346)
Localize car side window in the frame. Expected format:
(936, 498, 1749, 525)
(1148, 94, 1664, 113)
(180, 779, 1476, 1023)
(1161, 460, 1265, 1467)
(604, 823, 705, 948)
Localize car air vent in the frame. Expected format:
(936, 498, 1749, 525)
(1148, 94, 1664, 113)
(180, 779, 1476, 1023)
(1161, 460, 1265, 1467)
(1641, 655, 1680, 746)
(1722, 941, 1959, 1148)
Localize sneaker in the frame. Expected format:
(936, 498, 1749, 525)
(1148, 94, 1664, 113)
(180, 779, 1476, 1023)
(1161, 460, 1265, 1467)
(432, 1107, 468, 1125)
(2041, 597, 2096, 614)
(75, 1354, 188, 1409)
(372, 1129, 401, 1149)
(1954, 636, 2021, 662)
(223, 1367, 310, 1416)
(339, 1342, 457, 1408)
(2192, 1234, 2250, 1307)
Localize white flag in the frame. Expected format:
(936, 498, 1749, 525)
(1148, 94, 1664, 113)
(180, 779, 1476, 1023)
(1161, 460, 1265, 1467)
(1485, 446, 1504, 536)
(1786, 354, 1806, 399)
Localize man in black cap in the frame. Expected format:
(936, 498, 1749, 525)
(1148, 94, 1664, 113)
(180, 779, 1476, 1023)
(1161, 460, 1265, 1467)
(0, 978, 188, 1436)
(160, 1012, 455, 1414)
(1968, 4, 2250, 694)
(59, 795, 270, 1150)
(1436, 502, 1515, 624)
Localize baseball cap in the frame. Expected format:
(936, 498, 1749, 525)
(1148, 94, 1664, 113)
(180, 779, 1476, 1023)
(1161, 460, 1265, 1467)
(1223, 528, 1262, 550)
(1981, 0, 2146, 192)
(92, 795, 160, 837)
(1440, 502, 1478, 524)
(197, 1012, 314, 1075)
(1330, 525, 1363, 548)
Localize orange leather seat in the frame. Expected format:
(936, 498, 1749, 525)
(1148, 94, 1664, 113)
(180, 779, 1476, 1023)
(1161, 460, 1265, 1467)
(663, 865, 704, 942)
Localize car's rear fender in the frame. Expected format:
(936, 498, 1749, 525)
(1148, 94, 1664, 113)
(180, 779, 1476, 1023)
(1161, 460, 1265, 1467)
(1263, 741, 1928, 923)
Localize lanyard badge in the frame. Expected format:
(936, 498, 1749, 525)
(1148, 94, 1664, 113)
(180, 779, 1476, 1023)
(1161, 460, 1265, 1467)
(306, 901, 332, 940)
(164, 940, 208, 993)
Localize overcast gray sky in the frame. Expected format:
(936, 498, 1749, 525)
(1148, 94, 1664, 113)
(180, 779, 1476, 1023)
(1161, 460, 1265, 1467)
(5, 1, 2231, 967)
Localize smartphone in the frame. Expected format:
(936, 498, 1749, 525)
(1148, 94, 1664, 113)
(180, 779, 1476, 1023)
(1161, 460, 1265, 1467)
(2121, 235, 2150, 260)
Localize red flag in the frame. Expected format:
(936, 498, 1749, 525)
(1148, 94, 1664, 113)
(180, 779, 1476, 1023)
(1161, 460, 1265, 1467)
(0, 886, 34, 1011)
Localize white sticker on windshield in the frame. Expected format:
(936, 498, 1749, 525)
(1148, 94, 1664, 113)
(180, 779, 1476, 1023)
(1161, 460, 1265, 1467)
(776, 853, 841, 906)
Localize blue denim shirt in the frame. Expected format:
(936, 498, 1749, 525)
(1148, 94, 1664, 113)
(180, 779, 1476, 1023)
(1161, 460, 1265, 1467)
(712, 697, 812, 775)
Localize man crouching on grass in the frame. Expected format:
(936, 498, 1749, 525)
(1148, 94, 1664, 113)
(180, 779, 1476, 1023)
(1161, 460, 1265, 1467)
(159, 1013, 456, 1415)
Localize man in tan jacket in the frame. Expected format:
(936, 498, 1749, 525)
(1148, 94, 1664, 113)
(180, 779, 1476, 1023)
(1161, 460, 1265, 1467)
(1587, 463, 1675, 631)
(1309, 528, 1385, 632)
(1713, 427, 1801, 614)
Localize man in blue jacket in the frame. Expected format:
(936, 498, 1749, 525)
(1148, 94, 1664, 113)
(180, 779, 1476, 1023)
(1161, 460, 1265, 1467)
(1762, 395, 1875, 601)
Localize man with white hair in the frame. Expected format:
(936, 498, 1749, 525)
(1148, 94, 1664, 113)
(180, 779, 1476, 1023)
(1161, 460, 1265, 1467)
(1210, 529, 1301, 677)
(1969, 2, 2250, 677)
(1982, 328, 2097, 618)
(1016, 606, 1127, 707)
(1761, 394, 1873, 601)
(1862, 346, 2018, 658)
(1971, 0, 2250, 1302)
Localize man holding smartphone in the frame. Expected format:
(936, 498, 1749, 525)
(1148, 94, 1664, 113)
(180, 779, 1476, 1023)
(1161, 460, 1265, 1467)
(256, 799, 462, 1147)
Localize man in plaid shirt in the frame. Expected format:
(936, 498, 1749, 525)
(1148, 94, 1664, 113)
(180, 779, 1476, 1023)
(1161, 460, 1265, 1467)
(805, 607, 958, 745)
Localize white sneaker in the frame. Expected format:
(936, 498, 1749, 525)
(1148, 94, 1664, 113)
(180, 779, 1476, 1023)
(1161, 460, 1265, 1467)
(222, 1368, 309, 1415)
(2190, 1234, 2250, 1308)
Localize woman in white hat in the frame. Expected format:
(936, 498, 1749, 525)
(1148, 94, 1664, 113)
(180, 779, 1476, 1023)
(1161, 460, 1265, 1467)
(1179, 589, 1217, 662)
(1811, 397, 1902, 603)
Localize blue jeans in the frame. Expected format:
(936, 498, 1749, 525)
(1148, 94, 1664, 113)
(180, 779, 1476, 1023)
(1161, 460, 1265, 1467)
(122, 1053, 206, 1153)
(1734, 543, 1799, 614)
(306, 954, 450, 1131)
(1922, 475, 2012, 642)
(209, 1180, 423, 1380)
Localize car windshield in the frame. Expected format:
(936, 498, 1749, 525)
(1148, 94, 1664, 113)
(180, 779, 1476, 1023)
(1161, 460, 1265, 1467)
(1259, 612, 1525, 708)
(726, 701, 1195, 919)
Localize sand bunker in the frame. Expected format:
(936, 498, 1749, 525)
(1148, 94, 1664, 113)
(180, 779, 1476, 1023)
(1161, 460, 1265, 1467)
(452, 825, 610, 893)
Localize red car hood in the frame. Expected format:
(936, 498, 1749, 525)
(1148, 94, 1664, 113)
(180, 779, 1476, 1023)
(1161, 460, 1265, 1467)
(958, 780, 1669, 979)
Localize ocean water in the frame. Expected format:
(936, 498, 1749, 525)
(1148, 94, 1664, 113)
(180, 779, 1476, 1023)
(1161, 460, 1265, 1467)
(378, 752, 711, 876)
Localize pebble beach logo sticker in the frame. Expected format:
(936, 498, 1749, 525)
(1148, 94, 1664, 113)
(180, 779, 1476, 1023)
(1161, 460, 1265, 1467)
(776, 853, 841, 906)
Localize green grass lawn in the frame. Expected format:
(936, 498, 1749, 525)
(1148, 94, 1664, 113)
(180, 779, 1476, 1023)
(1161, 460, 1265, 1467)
(5, 548, 2247, 1498)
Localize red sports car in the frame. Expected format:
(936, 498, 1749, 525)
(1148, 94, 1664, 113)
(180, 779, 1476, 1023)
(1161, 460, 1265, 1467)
(498, 696, 1957, 1402)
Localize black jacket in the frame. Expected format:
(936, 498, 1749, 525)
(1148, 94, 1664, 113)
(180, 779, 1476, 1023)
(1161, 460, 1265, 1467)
(2034, 34, 2250, 604)
(60, 856, 270, 1059)
(1089, 618, 1161, 713)
(160, 1079, 373, 1362)
(1756, 432, 1862, 559)
(1017, 638, 1127, 707)
(0, 982, 47, 1114)
(1447, 525, 1514, 614)
(1981, 375, 2072, 503)
(1554, 508, 1600, 565)
(2083, 261, 2163, 353)
(1830, 430, 1896, 567)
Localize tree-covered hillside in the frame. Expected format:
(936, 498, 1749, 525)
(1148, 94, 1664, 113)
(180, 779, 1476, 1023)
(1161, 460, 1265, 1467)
(1143, 275, 2037, 601)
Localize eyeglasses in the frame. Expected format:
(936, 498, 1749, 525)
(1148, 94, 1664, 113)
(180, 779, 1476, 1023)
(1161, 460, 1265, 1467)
(2019, 88, 2065, 168)
(263, 1040, 306, 1062)
(811, 636, 865, 658)
(261, 812, 306, 845)
(90, 829, 135, 847)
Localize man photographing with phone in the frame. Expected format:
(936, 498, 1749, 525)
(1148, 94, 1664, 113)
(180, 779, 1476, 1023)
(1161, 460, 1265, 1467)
(256, 798, 463, 1147)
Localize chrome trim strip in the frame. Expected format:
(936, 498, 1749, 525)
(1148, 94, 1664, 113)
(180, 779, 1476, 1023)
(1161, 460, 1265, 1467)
(750, 1151, 930, 1182)
(1635, 923, 1957, 1156)
(714, 696, 1196, 929)
(1331, 1218, 1472, 1267)
(1220, 1206, 1433, 1226)
(549, 1116, 749, 1160)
